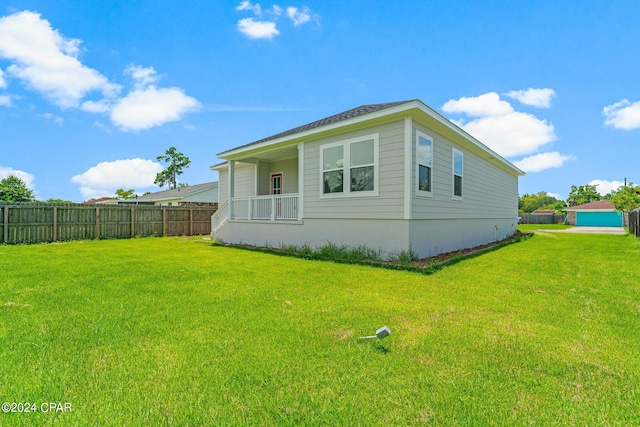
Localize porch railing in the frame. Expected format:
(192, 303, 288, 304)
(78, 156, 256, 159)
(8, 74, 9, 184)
(231, 194, 299, 221)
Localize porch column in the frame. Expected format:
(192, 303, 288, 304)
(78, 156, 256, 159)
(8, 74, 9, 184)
(298, 143, 304, 220)
(228, 160, 235, 219)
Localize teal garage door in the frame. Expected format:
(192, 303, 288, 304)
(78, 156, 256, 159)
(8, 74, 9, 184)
(576, 211, 623, 226)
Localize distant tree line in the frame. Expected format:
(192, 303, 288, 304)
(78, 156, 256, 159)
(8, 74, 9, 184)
(519, 182, 640, 214)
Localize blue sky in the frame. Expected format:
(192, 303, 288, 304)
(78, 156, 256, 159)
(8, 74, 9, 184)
(1, 1, 639, 202)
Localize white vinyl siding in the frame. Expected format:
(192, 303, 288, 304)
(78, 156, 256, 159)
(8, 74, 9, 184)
(181, 187, 218, 203)
(218, 170, 229, 205)
(304, 120, 405, 219)
(257, 158, 298, 195)
(233, 163, 257, 197)
(218, 162, 256, 203)
(411, 122, 518, 220)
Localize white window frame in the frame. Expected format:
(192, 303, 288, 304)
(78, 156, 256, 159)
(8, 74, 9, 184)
(319, 133, 379, 199)
(416, 130, 434, 197)
(452, 148, 463, 200)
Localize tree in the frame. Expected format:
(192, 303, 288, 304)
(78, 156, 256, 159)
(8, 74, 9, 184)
(154, 146, 191, 189)
(610, 183, 640, 212)
(567, 184, 601, 206)
(46, 198, 75, 204)
(518, 191, 562, 213)
(115, 188, 136, 200)
(0, 175, 36, 202)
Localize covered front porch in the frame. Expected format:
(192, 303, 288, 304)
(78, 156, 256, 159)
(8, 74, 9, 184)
(212, 143, 303, 233)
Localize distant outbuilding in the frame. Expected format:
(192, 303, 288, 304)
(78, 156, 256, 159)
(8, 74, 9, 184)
(565, 200, 624, 227)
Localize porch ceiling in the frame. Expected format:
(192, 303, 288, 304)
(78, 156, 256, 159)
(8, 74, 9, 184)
(235, 145, 298, 163)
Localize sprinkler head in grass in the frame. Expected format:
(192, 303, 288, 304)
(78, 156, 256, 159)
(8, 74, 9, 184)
(359, 326, 391, 340)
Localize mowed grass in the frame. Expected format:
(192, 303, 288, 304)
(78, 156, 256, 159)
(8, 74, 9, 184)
(1, 232, 640, 426)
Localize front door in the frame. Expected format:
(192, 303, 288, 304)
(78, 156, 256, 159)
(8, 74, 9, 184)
(271, 173, 283, 218)
(271, 173, 282, 195)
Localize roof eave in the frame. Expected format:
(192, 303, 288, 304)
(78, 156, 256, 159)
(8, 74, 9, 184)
(216, 100, 524, 177)
(414, 103, 525, 177)
(216, 100, 421, 159)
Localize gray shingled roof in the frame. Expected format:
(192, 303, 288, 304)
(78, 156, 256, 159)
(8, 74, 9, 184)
(228, 101, 413, 152)
(567, 200, 616, 210)
(133, 181, 217, 202)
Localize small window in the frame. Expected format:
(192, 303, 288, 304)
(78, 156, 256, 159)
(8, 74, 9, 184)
(350, 139, 374, 192)
(320, 134, 378, 198)
(322, 145, 344, 194)
(453, 149, 463, 198)
(416, 131, 433, 195)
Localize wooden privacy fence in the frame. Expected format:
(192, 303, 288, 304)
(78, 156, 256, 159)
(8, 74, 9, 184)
(630, 208, 640, 238)
(0, 203, 217, 244)
(518, 214, 566, 224)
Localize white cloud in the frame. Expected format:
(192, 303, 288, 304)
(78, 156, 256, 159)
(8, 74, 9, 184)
(82, 64, 199, 131)
(0, 11, 200, 131)
(110, 86, 201, 132)
(71, 158, 162, 199)
(512, 152, 574, 173)
(235, 3, 317, 39)
(92, 121, 112, 134)
(603, 99, 640, 130)
(442, 92, 514, 117)
(237, 17, 279, 39)
(41, 112, 64, 125)
(588, 179, 625, 195)
(0, 165, 36, 190)
(547, 192, 561, 200)
(442, 91, 557, 157)
(236, 1, 262, 15)
(0, 68, 6, 88)
(0, 10, 121, 108)
(286, 6, 311, 26)
(125, 64, 160, 89)
(505, 88, 555, 108)
(81, 99, 110, 113)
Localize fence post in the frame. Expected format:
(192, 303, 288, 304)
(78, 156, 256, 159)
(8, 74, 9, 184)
(95, 207, 100, 239)
(53, 206, 57, 242)
(163, 208, 167, 236)
(189, 209, 193, 236)
(3, 205, 8, 243)
(131, 207, 135, 237)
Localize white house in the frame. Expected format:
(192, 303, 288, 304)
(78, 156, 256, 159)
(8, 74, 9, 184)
(118, 182, 218, 207)
(211, 100, 524, 258)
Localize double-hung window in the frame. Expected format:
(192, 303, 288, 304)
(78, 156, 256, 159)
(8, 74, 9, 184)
(320, 134, 379, 198)
(322, 145, 344, 194)
(416, 131, 433, 196)
(452, 148, 463, 199)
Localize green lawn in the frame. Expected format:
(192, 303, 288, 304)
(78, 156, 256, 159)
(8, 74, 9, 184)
(1, 233, 639, 425)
